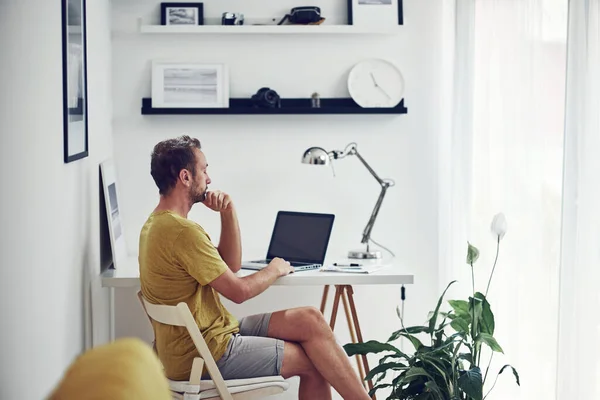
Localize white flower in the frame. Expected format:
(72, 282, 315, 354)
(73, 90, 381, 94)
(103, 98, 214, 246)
(491, 213, 507, 240)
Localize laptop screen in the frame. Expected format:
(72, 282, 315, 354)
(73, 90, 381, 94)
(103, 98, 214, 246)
(266, 211, 335, 264)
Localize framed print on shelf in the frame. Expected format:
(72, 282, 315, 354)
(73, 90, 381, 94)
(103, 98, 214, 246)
(160, 2, 204, 25)
(348, 0, 403, 27)
(151, 61, 229, 108)
(62, 0, 89, 163)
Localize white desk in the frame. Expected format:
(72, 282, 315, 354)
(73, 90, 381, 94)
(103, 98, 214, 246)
(101, 256, 414, 288)
(101, 256, 414, 398)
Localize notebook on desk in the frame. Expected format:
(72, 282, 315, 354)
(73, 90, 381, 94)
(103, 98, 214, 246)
(241, 211, 335, 272)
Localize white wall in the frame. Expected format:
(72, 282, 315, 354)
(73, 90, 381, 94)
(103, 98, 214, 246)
(0, 0, 114, 398)
(111, 0, 442, 398)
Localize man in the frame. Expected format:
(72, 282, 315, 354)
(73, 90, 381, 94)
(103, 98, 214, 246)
(139, 135, 371, 400)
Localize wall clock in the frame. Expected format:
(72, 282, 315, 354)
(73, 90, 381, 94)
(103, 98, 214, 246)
(348, 59, 405, 108)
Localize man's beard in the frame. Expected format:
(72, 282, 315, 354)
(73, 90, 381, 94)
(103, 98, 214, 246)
(190, 183, 208, 204)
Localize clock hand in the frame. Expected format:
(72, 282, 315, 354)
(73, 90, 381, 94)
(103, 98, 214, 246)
(377, 86, 392, 100)
(370, 72, 379, 87)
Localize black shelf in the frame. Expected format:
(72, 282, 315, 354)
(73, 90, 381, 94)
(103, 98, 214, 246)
(141, 98, 407, 115)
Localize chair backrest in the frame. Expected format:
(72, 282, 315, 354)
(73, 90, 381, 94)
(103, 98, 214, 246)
(137, 291, 234, 400)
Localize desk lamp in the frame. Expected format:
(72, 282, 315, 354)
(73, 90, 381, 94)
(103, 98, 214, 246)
(301, 142, 395, 259)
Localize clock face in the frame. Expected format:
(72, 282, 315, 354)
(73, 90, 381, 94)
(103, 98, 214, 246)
(348, 59, 405, 108)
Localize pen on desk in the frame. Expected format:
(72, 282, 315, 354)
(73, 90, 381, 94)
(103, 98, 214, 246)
(333, 263, 362, 267)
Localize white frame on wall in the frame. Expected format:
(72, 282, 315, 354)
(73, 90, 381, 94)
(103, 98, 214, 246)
(100, 159, 128, 269)
(151, 61, 229, 108)
(350, 0, 401, 27)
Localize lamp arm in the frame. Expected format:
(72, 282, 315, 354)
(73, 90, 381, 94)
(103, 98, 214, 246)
(334, 143, 395, 248)
(361, 184, 389, 245)
(348, 147, 385, 186)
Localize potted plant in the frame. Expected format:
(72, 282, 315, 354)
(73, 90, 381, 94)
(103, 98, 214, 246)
(344, 213, 520, 400)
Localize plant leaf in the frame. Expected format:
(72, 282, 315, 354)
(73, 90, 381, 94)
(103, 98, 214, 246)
(428, 280, 457, 335)
(467, 242, 480, 264)
(458, 352, 473, 364)
(424, 381, 444, 400)
(388, 325, 429, 341)
(498, 364, 520, 386)
(450, 317, 470, 333)
(401, 367, 434, 383)
(469, 297, 483, 340)
(367, 383, 391, 397)
(458, 366, 483, 400)
(364, 362, 407, 382)
(474, 292, 495, 335)
(475, 333, 504, 353)
(343, 340, 405, 357)
(448, 300, 471, 319)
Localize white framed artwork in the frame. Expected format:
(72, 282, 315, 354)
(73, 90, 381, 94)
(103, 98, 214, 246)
(151, 61, 229, 108)
(100, 159, 128, 269)
(349, 0, 402, 27)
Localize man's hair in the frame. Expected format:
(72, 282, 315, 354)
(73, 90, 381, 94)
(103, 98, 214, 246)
(150, 135, 201, 196)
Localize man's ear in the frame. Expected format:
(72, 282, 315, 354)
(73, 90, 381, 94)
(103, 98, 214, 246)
(179, 169, 191, 187)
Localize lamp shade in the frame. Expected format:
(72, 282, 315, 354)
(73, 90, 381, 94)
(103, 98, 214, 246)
(301, 147, 330, 165)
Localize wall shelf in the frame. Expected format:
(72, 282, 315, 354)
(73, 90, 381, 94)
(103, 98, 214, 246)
(138, 24, 401, 35)
(141, 98, 407, 115)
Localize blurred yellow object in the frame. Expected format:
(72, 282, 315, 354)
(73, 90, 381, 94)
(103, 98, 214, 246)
(49, 338, 171, 400)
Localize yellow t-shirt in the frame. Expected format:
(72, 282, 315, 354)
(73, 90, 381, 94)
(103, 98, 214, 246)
(139, 210, 240, 381)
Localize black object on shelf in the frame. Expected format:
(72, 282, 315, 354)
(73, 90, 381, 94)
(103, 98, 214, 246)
(141, 97, 407, 115)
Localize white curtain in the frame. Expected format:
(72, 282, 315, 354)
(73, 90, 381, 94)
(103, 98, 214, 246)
(439, 0, 570, 399)
(556, 1, 600, 399)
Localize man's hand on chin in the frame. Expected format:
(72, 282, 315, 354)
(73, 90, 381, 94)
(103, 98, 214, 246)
(202, 190, 234, 213)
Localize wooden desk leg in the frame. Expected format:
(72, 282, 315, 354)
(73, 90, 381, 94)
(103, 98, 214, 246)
(345, 285, 376, 399)
(341, 286, 366, 388)
(329, 286, 343, 330)
(320, 285, 330, 314)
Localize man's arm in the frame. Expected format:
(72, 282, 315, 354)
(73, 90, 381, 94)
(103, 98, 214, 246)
(217, 206, 242, 272)
(202, 191, 242, 272)
(209, 258, 293, 304)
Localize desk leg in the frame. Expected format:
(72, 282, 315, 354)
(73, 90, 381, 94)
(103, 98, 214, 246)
(341, 287, 366, 387)
(109, 287, 115, 342)
(329, 285, 343, 330)
(345, 285, 375, 398)
(320, 285, 330, 314)
(320, 284, 376, 399)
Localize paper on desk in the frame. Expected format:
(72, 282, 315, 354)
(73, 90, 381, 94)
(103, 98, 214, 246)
(320, 265, 387, 274)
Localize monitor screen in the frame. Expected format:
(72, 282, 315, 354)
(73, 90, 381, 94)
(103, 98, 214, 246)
(266, 211, 335, 263)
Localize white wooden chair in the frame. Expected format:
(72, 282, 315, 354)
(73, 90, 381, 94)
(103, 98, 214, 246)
(137, 291, 289, 400)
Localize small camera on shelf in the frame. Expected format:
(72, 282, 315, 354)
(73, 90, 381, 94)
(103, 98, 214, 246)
(221, 12, 244, 25)
(251, 87, 281, 108)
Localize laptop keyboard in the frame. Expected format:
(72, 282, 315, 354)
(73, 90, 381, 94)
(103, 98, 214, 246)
(255, 260, 318, 267)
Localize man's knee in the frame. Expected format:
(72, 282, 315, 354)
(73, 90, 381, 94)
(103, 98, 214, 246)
(298, 306, 330, 335)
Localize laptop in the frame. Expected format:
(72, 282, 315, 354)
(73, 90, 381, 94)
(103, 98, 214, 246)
(241, 211, 335, 272)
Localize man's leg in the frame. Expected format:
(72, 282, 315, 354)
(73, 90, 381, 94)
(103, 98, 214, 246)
(268, 307, 371, 400)
(280, 341, 332, 400)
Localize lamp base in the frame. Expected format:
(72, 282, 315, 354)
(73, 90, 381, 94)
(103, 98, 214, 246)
(347, 249, 382, 259)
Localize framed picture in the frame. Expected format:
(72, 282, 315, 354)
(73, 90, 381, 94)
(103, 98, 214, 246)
(151, 61, 229, 108)
(161, 2, 204, 25)
(100, 159, 128, 269)
(348, 0, 403, 26)
(62, 0, 89, 163)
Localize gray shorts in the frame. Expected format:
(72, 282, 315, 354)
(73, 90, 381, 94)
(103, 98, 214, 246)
(216, 313, 285, 380)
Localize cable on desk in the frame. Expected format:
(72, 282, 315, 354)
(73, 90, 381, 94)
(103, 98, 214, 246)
(369, 237, 396, 258)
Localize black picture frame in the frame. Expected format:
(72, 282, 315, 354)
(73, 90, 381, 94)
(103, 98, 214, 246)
(61, 0, 89, 163)
(160, 2, 204, 26)
(347, 0, 404, 25)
